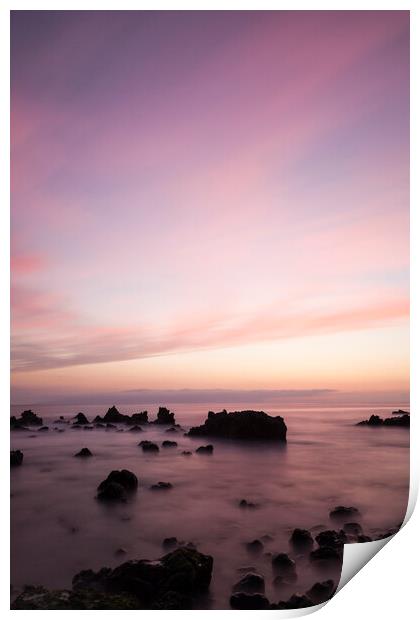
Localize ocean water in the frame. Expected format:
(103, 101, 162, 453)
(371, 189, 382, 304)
(10, 402, 409, 608)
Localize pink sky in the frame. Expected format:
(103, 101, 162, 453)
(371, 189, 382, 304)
(11, 11, 409, 405)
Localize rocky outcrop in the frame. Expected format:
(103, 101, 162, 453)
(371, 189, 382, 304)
(232, 572, 265, 594)
(357, 414, 409, 427)
(11, 409, 43, 429)
(162, 440, 177, 448)
(392, 409, 409, 415)
(151, 407, 176, 425)
(73, 413, 89, 425)
(187, 410, 287, 441)
(74, 448, 93, 458)
(93, 407, 148, 426)
(97, 470, 138, 502)
(11, 450, 23, 466)
(289, 528, 314, 550)
(138, 440, 159, 452)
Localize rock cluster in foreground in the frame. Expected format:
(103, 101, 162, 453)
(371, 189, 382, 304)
(187, 410, 287, 441)
(11, 547, 213, 609)
(11, 410, 43, 429)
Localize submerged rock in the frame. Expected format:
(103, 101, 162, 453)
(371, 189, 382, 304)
(230, 592, 269, 609)
(97, 470, 138, 502)
(343, 522, 362, 536)
(392, 409, 409, 415)
(246, 539, 264, 554)
(11, 450, 23, 466)
(306, 580, 335, 604)
(357, 414, 409, 427)
(187, 409, 287, 441)
(162, 537, 178, 550)
(196, 445, 213, 454)
(277, 594, 314, 609)
(181, 450, 192, 456)
(329, 505, 360, 521)
(309, 546, 342, 566)
(150, 482, 173, 491)
(151, 407, 176, 425)
(162, 440, 177, 448)
(74, 448, 93, 458)
(139, 440, 159, 452)
(239, 499, 257, 509)
(271, 553, 297, 579)
(128, 425, 143, 433)
(290, 528, 314, 550)
(232, 572, 265, 594)
(315, 530, 347, 548)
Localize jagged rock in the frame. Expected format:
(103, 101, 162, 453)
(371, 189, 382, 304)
(11, 409, 43, 428)
(230, 592, 269, 609)
(315, 530, 347, 548)
(72, 546, 213, 607)
(150, 482, 172, 491)
(187, 409, 287, 441)
(309, 546, 342, 565)
(343, 522, 362, 536)
(246, 539, 264, 554)
(277, 594, 314, 609)
(151, 407, 176, 425)
(162, 440, 177, 448)
(232, 572, 265, 594)
(290, 528, 314, 550)
(129, 411, 148, 425)
(74, 448, 93, 458)
(329, 505, 360, 520)
(239, 499, 257, 509)
(271, 553, 296, 578)
(196, 445, 213, 454)
(11, 450, 23, 466)
(306, 580, 335, 604)
(128, 425, 143, 432)
(139, 440, 159, 452)
(97, 470, 138, 502)
(357, 414, 409, 427)
(73, 413, 89, 425)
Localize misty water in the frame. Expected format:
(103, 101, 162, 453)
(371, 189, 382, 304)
(10, 403, 409, 608)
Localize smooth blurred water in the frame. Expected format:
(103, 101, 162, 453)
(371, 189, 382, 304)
(10, 402, 409, 608)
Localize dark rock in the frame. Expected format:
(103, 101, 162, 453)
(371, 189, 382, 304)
(103, 406, 126, 424)
(162, 440, 177, 448)
(306, 579, 335, 604)
(181, 450, 192, 456)
(232, 572, 265, 594)
(196, 445, 213, 454)
(73, 412, 89, 425)
(150, 482, 172, 491)
(315, 530, 347, 548)
(357, 535, 373, 542)
(329, 505, 360, 520)
(343, 522, 362, 536)
(128, 425, 143, 432)
(151, 407, 176, 425)
(11, 450, 23, 466)
(128, 411, 148, 425)
(97, 470, 138, 502)
(271, 553, 296, 578)
(392, 409, 409, 415)
(357, 414, 409, 427)
(309, 546, 342, 566)
(162, 537, 178, 550)
(246, 539, 264, 554)
(11, 585, 139, 610)
(239, 499, 257, 509)
(54, 417, 68, 424)
(278, 594, 314, 609)
(230, 592, 269, 609)
(38, 426, 49, 432)
(11, 410, 43, 428)
(139, 440, 159, 452)
(187, 409, 287, 441)
(290, 528, 314, 550)
(74, 448, 93, 458)
(106, 423, 116, 429)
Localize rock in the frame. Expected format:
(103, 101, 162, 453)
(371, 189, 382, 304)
(306, 580, 335, 604)
(162, 537, 178, 550)
(246, 539, 264, 554)
(277, 594, 314, 609)
(239, 499, 257, 509)
(187, 409, 287, 441)
(162, 440, 177, 448)
(232, 572, 265, 594)
(230, 593, 269, 609)
(196, 445, 213, 454)
(357, 414, 409, 427)
(271, 553, 296, 578)
(11, 409, 43, 428)
(128, 411, 148, 425)
(11, 585, 139, 609)
(11, 450, 23, 466)
(38, 426, 49, 432)
(74, 448, 93, 458)
(329, 506, 360, 521)
(73, 546, 213, 607)
(103, 406, 126, 424)
(54, 417, 68, 424)
(73, 412, 89, 425)
(315, 530, 347, 548)
(309, 546, 342, 566)
(95, 423, 106, 428)
(151, 407, 176, 425)
(128, 426, 143, 432)
(290, 528, 314, 550)
(97, 470, 138, 502)
(181, 450, 192, 456)
(392, 409, 409, 415)
(139, 440, 159, 452)
(343, 522, 362, 536)
(150, 482, 172, 491)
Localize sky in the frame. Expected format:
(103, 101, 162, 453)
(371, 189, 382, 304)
(11, 10, 409, 405)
